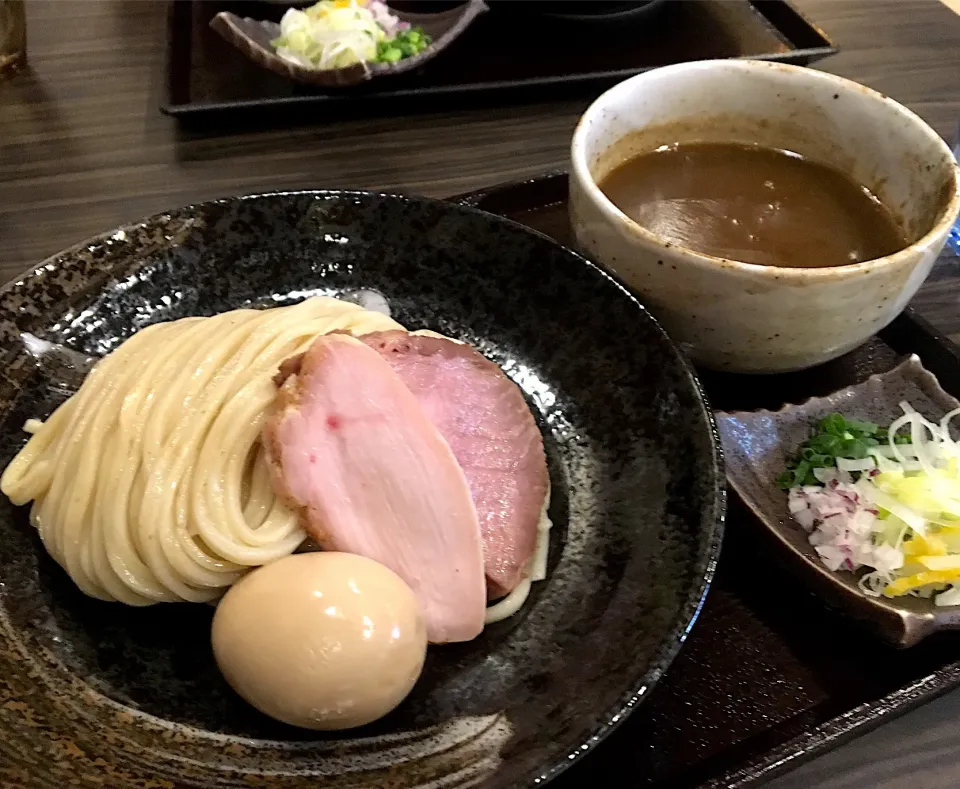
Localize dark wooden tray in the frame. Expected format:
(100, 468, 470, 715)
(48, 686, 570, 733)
(450, 172, 960, 789)
(162, 0, 837, 120)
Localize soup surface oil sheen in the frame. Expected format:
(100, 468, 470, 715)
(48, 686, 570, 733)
(598, 142, 906, 268)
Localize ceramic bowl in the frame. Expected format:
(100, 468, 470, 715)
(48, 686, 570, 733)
(717, 355, 960, 648)
(0, 190, 724, 788)
(210, 1, 487, 88)
(570, 59, 960, 374)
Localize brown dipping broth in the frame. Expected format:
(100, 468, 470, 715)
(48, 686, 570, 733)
(598, 142, 906, 268)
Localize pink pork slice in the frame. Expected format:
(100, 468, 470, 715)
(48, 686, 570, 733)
(360, 331, 549, 600)
(263, 333, 486, 644)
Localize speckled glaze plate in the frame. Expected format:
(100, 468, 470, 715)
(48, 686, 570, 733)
(0, 191, 724, 789)
(717, 356, 960, 649)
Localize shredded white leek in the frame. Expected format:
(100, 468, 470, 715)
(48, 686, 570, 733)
(837, 457, 876, 473)
(273, 2, 385, 71)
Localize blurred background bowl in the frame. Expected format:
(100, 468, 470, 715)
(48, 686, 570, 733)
(396, 0, 667, 23)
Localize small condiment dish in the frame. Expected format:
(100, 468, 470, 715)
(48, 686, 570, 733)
(717, 355, 960, 648)
(570, 59, 960, 374)
(211, 0, 486, 88)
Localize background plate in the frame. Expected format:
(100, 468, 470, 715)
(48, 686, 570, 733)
(162, 0, 836, 121)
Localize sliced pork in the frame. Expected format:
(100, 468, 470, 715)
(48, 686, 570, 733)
(263, 333, 486, 644)
(361, 331, 549, 599)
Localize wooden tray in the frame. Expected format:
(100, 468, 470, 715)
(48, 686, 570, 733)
(162, 0, 836, 121)
(450, 172, 960, 789)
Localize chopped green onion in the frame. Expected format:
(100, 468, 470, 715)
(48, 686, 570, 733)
(376, 26, 430, 63)
(379, 46, 402, 62)
(777, 413, 913, 489)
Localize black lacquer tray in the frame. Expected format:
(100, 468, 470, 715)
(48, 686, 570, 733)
(162, 0, 836, 120)
(450, 171, 960, 789)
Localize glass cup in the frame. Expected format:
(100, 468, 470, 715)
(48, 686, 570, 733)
(0, 0, 26, 79)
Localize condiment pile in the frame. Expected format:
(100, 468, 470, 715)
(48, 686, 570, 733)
(272, 0, 431, 71)
(780, 405, 960, 605)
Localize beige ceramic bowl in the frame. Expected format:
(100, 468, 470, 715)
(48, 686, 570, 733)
(570, 59, 960, 374)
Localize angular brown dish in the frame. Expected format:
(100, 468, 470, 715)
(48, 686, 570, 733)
(717, 356, 960, 649)
(209, 0, 487, 88)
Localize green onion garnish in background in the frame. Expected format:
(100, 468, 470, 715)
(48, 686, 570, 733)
(377, 27, 431, 64)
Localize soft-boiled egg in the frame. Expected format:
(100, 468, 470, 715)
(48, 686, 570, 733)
(211, 552, 427, 730)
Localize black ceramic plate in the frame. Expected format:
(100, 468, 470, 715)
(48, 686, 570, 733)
(0, 191, 724, 789)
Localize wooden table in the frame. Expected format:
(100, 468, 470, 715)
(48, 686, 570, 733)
(2, 1, 960, 787)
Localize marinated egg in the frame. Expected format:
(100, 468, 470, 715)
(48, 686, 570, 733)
(212, 552, 426, 730)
